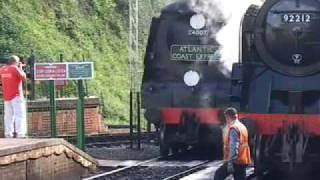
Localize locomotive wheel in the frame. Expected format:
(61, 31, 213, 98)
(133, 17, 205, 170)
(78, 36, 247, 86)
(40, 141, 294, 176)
(160, 142, 169, 157)
(180, 144, 188, 152)
(160, 122, 169, 157)
(241, 118, 264, 175)
(241, 118, 256, 140)
(171, 145, 180, 154)
(241, 118, 257, 152)
(253, 135, 265, 177)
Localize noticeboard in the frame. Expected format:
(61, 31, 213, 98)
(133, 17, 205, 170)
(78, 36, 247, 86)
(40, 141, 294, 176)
(68, 62, 94, 80)
(34, 63, 67, 80)
(34, 62, 94, 80)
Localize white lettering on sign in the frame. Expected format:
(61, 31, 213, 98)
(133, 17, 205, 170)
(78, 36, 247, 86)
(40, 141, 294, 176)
(175, 45, 216, 53)
(188, 29, 209, 36)
(170, 45, 219, 61)
(172, 53, 194, 60)
(196, 54, 217, 61)
(282, 13, 311, 23)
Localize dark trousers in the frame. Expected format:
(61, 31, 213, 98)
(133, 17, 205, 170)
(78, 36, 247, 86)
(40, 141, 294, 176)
(214, 162, 247, 180)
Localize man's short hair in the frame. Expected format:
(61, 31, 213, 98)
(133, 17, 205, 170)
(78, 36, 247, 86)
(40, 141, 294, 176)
(8, 55, 19, 65)
(224, 107, 238, 119)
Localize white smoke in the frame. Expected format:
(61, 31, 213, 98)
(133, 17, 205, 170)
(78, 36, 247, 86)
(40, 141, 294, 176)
(165, 0, 264, 70)
(215, 0, 263, 70)
(190, 0, 225, 23)
(186, 0, 263, 70)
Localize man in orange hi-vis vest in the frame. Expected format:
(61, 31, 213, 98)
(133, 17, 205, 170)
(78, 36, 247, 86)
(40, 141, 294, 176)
(214, 107, 251, 180)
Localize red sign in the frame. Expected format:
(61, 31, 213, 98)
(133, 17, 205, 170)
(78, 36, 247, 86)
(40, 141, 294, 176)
(34, 64, 67, 80)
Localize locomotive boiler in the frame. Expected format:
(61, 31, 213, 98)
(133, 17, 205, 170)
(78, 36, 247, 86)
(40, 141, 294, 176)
(233, 0, 320, 177)
(141, 1, 229, 157)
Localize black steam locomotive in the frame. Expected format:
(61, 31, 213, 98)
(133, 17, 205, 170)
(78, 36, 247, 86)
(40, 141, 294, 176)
(142, 0, 320, 177)
(142, 1, 228, 157)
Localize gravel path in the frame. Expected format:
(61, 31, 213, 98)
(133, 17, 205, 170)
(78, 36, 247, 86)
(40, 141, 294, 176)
(86, 143, 160, 160)
(103, 166, 190, 180)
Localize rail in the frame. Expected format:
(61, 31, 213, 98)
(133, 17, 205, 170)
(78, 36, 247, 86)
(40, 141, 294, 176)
(162, 160, 211, 180)
(82, 157, 160, 180)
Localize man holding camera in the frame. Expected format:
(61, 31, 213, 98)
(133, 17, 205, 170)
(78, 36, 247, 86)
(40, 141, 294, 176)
(214, 107, 251, 180)
(0, 55, 27, 138)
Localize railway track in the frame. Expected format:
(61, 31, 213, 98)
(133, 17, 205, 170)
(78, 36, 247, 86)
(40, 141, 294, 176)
(83, 131, 314, 180)
(83, 156, 217, 180)
(162, 160, 212, 180)
(83, 131, 259, 179)
(83, 133, 260, 180)
(83, 157, 160, 180)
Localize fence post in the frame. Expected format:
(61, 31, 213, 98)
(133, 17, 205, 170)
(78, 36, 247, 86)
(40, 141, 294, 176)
(77, 80, 85, 150)
(137, 92, 141, 150)
(29, 51, 36, 100)
(59, 54, 64, 98)
(129, 91, 134, 148)
(82, 55, 89, 97)
(49, 80, 57, 137)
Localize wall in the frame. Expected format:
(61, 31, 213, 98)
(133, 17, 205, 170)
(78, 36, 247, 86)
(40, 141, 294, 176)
(0, 97, 106, 137)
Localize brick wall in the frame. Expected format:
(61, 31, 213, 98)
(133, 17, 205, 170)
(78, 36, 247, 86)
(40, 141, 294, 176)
(0, 161, 26, 180)
(26, 153, 90, 180)
(0, 140, 97, 180)
(0, 97, 107, 137)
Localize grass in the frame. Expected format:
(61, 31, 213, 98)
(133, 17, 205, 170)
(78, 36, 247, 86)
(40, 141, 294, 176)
(0, 0, 170, 125)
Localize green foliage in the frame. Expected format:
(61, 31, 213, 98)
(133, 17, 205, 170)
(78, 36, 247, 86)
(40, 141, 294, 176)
(0, 0, 171, 124)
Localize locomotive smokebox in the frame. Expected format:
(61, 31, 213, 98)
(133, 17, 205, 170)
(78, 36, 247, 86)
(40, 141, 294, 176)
(254, 0, 320, 76)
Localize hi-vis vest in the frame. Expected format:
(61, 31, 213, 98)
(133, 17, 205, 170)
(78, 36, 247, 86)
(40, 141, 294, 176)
(223, 120, 252, 165)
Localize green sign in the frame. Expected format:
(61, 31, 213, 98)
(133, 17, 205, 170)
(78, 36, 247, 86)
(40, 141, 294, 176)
(170, 45, 219, 61)
(68, 62, 94, 80)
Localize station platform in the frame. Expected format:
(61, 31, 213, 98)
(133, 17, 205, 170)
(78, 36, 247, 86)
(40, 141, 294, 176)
(0, 138, 97, 180)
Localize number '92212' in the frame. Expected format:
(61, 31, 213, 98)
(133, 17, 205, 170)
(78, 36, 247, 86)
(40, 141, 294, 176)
(282, 13, 311, 23)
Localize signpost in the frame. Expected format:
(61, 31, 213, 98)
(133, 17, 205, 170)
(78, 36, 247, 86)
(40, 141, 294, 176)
(34, 62, 94, 150)
(49, 80, 56, 138)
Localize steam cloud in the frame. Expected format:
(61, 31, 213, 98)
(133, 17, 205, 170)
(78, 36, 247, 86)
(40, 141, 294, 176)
(215, 0, 263, 69)
(185, 0, 264, 70)
(163, 0, 264, 70)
